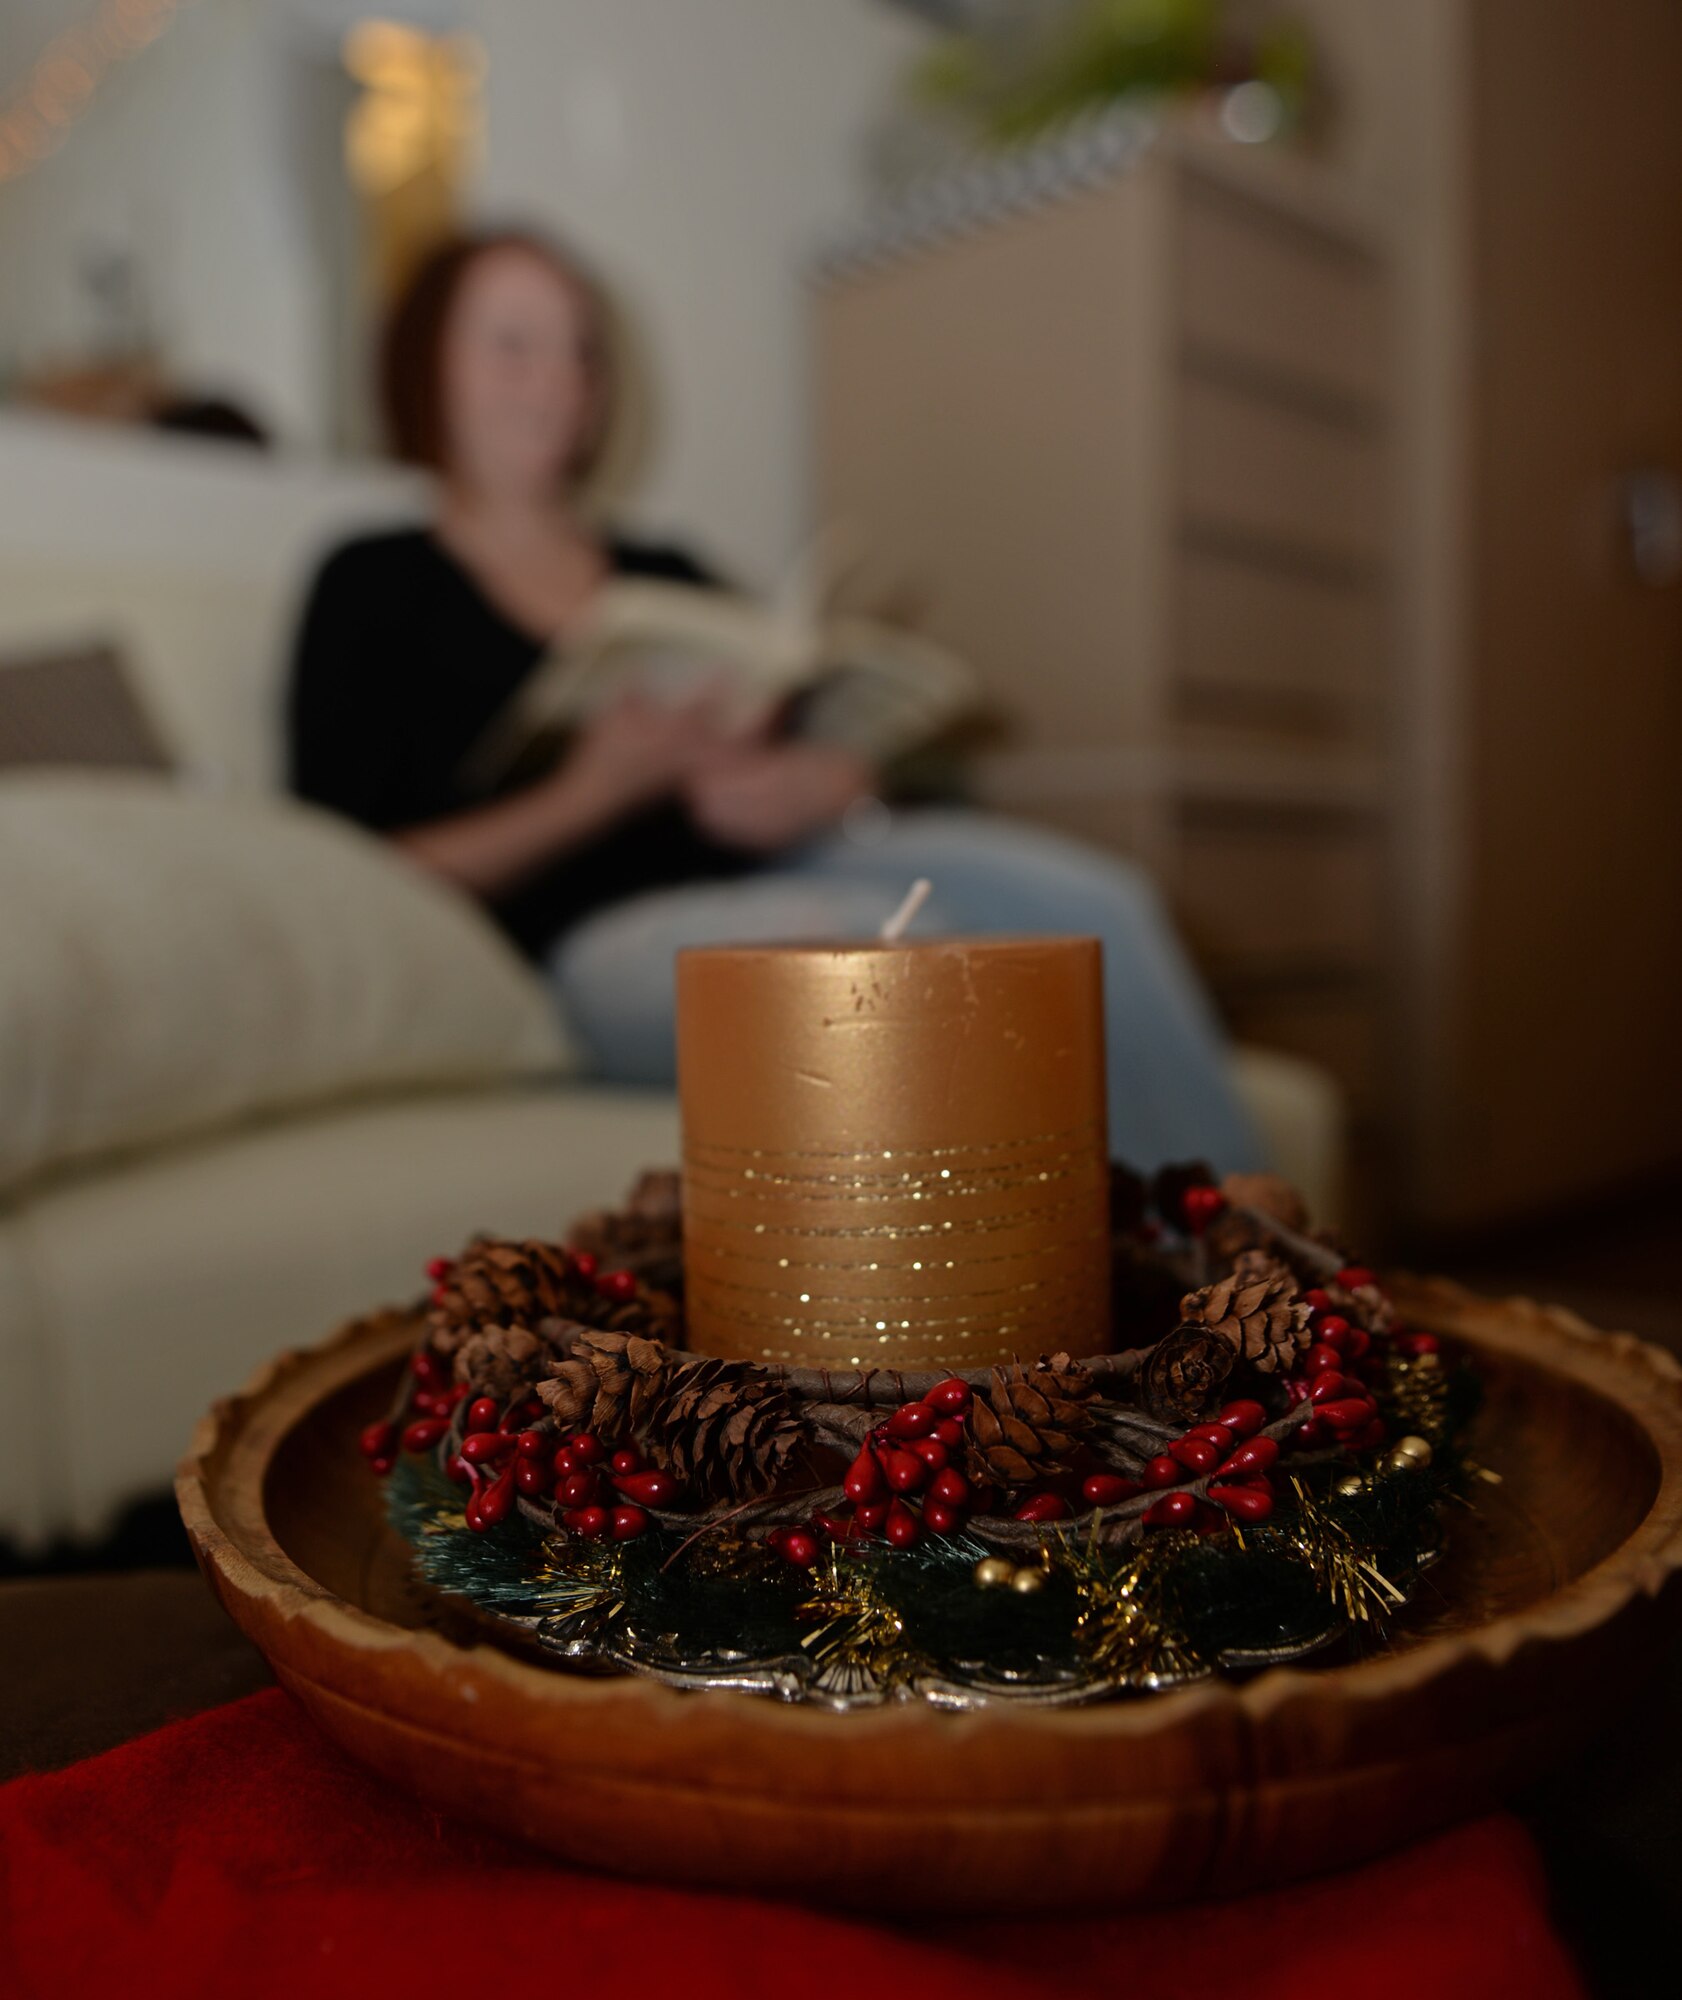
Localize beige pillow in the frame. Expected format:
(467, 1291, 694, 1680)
(0, 773, 574, 1194)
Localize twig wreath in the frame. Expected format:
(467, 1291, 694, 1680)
(364, 1164, 1472, 1708)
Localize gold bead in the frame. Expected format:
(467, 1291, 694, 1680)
(1009, 1565, 1048, 1595)
(973, 1557, 1015, 1590)
(1334, 1473, 1366, 1497)
(1392, 1434, 1434, 1468)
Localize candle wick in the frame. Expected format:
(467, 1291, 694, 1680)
(880, 878, 933, 942)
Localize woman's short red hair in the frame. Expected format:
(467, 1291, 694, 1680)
(378, 228, 616, 484)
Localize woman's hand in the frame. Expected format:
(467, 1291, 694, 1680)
(559, 683, 738, 820)
(684, 739, 875, 852)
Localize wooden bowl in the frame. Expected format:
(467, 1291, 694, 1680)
(177, 1281, 1682, 1912)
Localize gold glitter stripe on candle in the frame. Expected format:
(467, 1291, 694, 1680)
(695, 1232, 1107, 1277)
(680, 1193, 1096, 1240)
(684, 1120, 1102, 1165)
(690, 1261, 1100, 1311)
(682, 1166, 1090, 1203)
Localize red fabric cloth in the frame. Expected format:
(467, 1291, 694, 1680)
(0, 1687, 1585, 2000)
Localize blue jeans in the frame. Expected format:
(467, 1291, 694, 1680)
(548, 807, 1265, 1174)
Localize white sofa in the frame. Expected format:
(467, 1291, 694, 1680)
(0, 413, 1343, 1549)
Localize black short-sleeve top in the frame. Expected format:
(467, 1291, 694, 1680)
(286, 527, 758, 957)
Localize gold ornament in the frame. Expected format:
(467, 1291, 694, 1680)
(973, 1556, 1016, 1590)
(1334, 1473, 1366, 1498)
(1010, 1565, 1048, 1595)
(1384, 1434, 1434, 1475)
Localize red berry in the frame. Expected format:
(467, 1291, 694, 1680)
(1144, 1455, 1186, 1488)
(929, 1467, 972, 1507)
(1013, 1493, 1069, 1523)
(1305, 1343, 1344, 1375)
(1310, 1372, 1354, 1403)
(1303, 1288, 1332, 1313)
(923, 1378, 973, 1415)
(410, 1348, 444, 1385)
(883, 1449, 926, 1494)
(1396, 1330, 1442, 1358)
(594, 1269, 638, 1302)
(425, 1256, 454, 1282)
(445, 1454, 470, 1485)
(360, 1421, 398, 1460)
(370, 1454, 396, 1477)
(401, 1417, 449, 1453)
(933, 1417, 967, 1448)
(610, 1447, 644, 1477)
(515, 1430, 547, 1457)
(884, 1500, 919, 1549)
(910, 1438, 950, 1472)
(1343, 1326, 1372, 1360)
(1318, 1398, 1377, 1432)
(478, 1469, 515, 1526)
(465, 1397, 500, 1434)
(854, 1498, 890, 1532)
(814, 1510, 857, 1543)
(1217, 1436, 1279, 1477)
(610, 1505, 651, 1542)
(1338, 1265, 1377, 1290)
(552, 1447, 576, 1479)
(1182, 1185, 1227, 1233)
(464, 1494, 485, 1531)
(1143, 1491, 1198, 1528)
(1355, 1417, 1388, 1449)
(777, 1528, 820, 1566)
(1316, 1315, 1353, 1351)
(1217, 1399, 1267, 1439)
(515, 1458, 552, 1497)
(1187, 1423, 1235, 1452)
(564, 1505, 609, 1539)
(461, 1431, 514, 1463)
(922, 1499, 963, 1535)
(1082, 1472, 1141, 1507)
(567, 1433, 605, 1465)
(612, 1468, 679, 1507)
(1296, 1417, 1326, 1448)
(1169, 1437, 1220, 1475)
(843, 1451, 884, 1503)
(1208, 1482, 1274, 1522)
(560, 1471, 602, 1508)
(886, 1403, 936, 1439)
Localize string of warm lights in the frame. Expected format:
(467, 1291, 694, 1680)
(0, 0, 195, 188)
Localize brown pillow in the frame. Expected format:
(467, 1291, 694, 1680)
(0, 642, 172, 772)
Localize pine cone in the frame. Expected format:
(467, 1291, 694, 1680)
(965, 1352, 1096, 1491)
(646, 1358, 804, 1501)
(430, 1238, 575, 1352)
(1206, 1171, 1311, 1261)
(1139, 1322, 1236, 1424)
(536, 1328, 673, 1436)
(451, 1323, 544, 1397)
(567, 1169, 685, 1293)
(1180, 1251, 1311, 1374)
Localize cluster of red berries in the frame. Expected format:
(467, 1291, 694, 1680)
(793, 1377, 980, 1560)
(357, 1346, 468, 1474)
(1130, 1398, 1281, 1531)
(1282, 1268, 1394, 1453)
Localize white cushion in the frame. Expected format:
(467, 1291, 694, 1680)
(0, 772, 574, 1195)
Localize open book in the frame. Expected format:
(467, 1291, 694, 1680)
(458, 534, 979, 792)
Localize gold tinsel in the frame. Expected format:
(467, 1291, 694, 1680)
(1278, 1478, 1406, 1628)
(1378, 1352, 1452, 1444)
(795, 1549, 918, 1693)
(1066, 1528, 1207, 1687)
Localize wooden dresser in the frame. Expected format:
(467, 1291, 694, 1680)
(814, 119, 1395, 1214)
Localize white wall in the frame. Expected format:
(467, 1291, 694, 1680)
(474, 0, 926, 587)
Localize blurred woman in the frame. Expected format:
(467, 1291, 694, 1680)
(289, 229, 1261, 1171)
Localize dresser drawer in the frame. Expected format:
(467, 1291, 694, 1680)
(1176, 179, 1386, 409)
(1173, 813, 1384, 975)
(1177, 376, 1385, 567)
(1171, 543, 1383, 750)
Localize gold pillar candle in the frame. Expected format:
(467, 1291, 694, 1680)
(677, 936, 1111, 1370)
